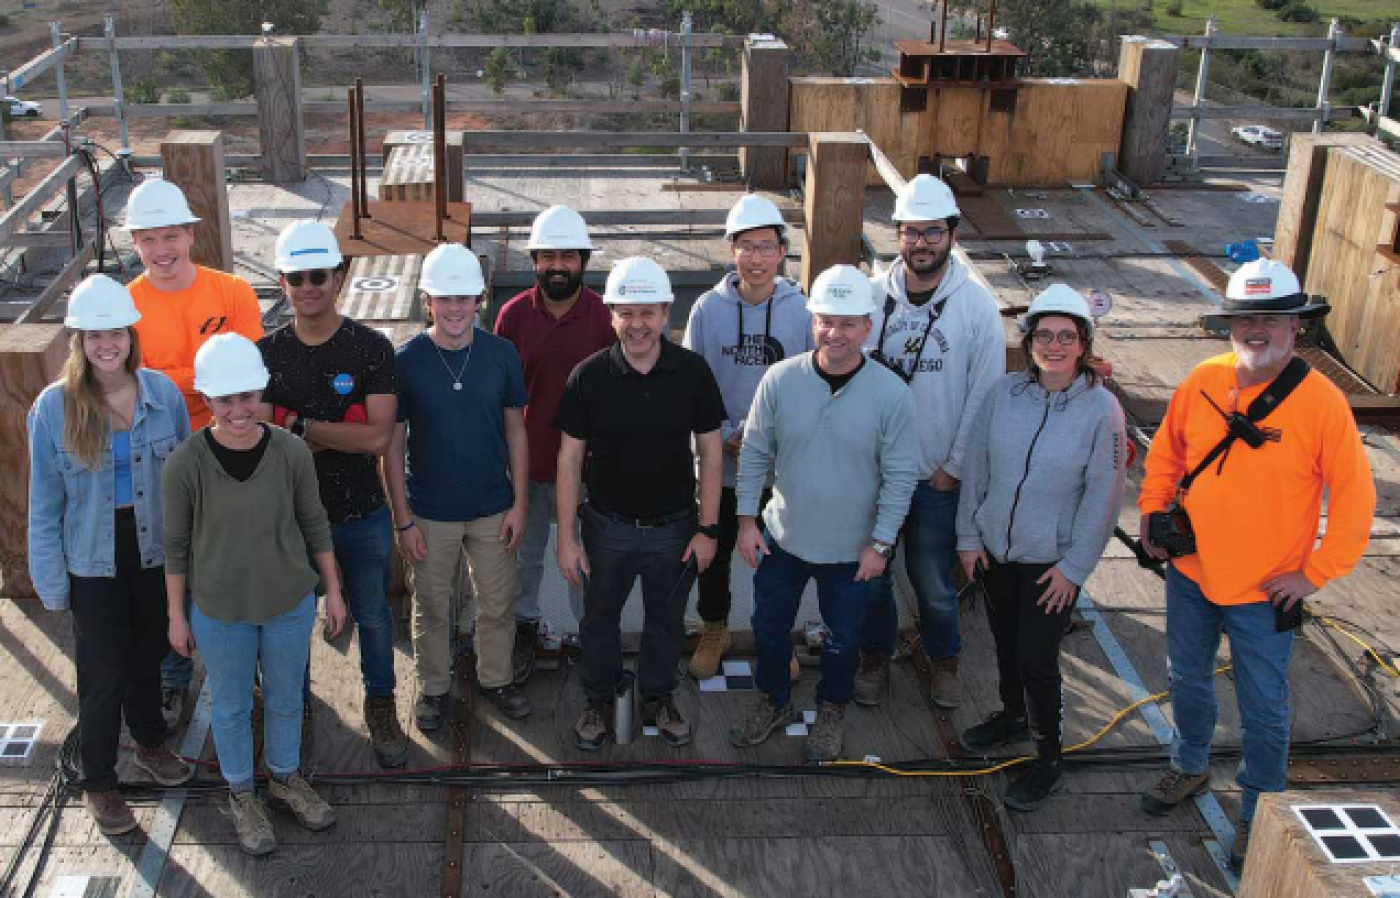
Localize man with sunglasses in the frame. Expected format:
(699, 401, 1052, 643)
(256, 222, 410, 769)
(855, 174, 1005, 711)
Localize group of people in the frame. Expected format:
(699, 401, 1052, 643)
(27, 171, 1375, 874)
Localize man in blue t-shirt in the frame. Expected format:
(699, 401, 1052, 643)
(383, 245, 531, 731)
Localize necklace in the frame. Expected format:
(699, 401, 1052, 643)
(433, 338, 473, 391)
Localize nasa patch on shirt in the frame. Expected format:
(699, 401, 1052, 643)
(332, 372, 356, 396)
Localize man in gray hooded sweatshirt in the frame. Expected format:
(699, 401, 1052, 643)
(683, 194, 813, 680)
(856, 174, 1006, 710)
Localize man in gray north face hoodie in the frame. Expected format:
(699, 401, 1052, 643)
(682, 193, 814, 680)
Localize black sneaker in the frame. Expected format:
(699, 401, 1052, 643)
(480, 683, 533, 720)
(414, 692, 451, 732)
(512, 621, 540, 686)
(1004, 759, 1062, 812)
(959, 709, 1030, 753)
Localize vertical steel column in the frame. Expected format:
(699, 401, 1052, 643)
(348, 93, 362, 240)
(938, 0, 948, 51)
(418, 9, 431, 130)
(680, 12, 693, 173)
(50, 22, 70, 126)
(1378, 23, 1400, 129)
(1315, 18, 1341, 134)
(105, 16, 130, 158)
(355, 78, 370, 217)
(1186, 15, 1216, 158)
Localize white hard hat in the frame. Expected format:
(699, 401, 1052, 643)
(420, 244, 486, 297)
(193, 333, 270, 398)
(1202, 258, 1329, 330)
(274, 221, 344, 273)
(892, 174, 960, 223)
(65, 274, 141, 330)
(724, 194, 786, 239)
(1021, 284, 1094, 335)
(603, 257, 673, 305)
(526, 205, 596, 251)
(807, 265, 875, 316)
(123, 179, 201, 231)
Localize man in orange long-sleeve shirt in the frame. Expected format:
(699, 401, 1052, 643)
(1137, 259, 1375, 874)
(123, 179, 264, 726)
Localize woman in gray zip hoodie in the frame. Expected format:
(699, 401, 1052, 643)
(954, 286, 1126, 811)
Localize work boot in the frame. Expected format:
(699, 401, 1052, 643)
(1230, 817, 1253, 873)
(481, 683, 533, 720)
(687, 621, 731, 680)
(574, 702, 610, 752)
(268, 772, 336, 831)
(414, 692, 451, 733)
(1140, 767, 1211, 816)
(161, 686, 188, 732)
(363, 694, 409, 769)
(644, 695, 692, 747)
(84, 789, 138, 836)
(928, 656, 962, 709)
(803, 701, 846, 764)
(1004, 759, 1063, 812)
(133, 743, 194, 787)
(512, 620, 540, 685)
(228, 790, 276, 856)
(729, 693, 795, 748)
(959, 709, 1031, 753)
(852, 652, 889, 707)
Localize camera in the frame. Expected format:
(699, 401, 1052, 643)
(1147, 503, 1196, 558)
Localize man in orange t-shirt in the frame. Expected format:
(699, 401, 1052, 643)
(1137, 259, 1374, 873)
(123, 179, 263, 726)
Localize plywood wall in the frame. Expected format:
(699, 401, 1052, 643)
(788, 77, 911, 186)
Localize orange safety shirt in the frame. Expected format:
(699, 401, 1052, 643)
(1140, 352, 1374, 606)
(130, 266, 264, 431)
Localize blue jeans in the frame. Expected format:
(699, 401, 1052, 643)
(192, 592, 316, 788)
(752, 541, 879, 708)
(1167, 565, 1294, 822)
(160, 592, 193, 690)
(862, 482, 962, 660)
(332, 505, 397, 698)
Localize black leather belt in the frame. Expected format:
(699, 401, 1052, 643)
(587, 503, 695, 529)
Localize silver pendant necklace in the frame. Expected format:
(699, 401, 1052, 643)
(433, 337, 473, 391)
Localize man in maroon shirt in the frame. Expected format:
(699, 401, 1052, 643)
(495, 205, 615, 685)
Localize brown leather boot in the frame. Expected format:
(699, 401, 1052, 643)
(85, 789, 138, 836)
(928, 656, 961, 709)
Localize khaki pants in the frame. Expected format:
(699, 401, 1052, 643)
(411, 513, 517, 692)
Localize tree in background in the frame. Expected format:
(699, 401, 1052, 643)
(171, 0, 328, 98)
(484, 46, 514, 95)
(780, 0, 881, 76)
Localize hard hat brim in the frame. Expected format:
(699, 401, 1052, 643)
(1201, 301, 1330, 331)
(122, 214, 202, 232)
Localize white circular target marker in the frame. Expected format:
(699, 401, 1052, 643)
(352, 275, 401, 292)
(403, 132, 432, 143)
(1088, 289, 1113, 319)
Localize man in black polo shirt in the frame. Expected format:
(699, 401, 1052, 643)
(554, 256, 725, 750)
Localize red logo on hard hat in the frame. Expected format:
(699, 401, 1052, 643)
(1244, 278, 1272, 296)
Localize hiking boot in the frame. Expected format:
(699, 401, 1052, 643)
(1140, 768, 1210, 816)
(852, 653, 889, 708)
(85, 789, 137, 836)
(575, 702, 610, 751)
(644, 695, 692, 747)
(133, 743, 194, 787)
(512, 620, 540, 685)
(1230, 817, 1253, 873)
(960, 710, 1031, 753)
(1004, 759, 1063, 812)
(268, 772, 335, 831)
(228, 791, 276, 856)
(729, 693, 796, 748)
(803, 702, 846, 764)
(928, 656, 962, 709)
(161, 686, 188, 732)
(481, 683, 533, 720)
(414, 692, 451, 733)
(687, 621, 731, 680)
(363, 695, 409, 769)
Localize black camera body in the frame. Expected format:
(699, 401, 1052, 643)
(1148, 503, 1197, 558)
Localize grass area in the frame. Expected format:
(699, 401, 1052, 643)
(1092, 0, 1396, 37)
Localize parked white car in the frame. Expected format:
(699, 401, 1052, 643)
(2, 96, 42, 118)
(1231, 125, 1284, 152)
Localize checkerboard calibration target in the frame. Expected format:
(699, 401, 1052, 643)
(1294, 804, 1400, 864)
(0, 722, 43, 762)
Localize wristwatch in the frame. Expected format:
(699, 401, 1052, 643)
(870, 540, 894, 559)
(288, 417, 311, 439)
(697, 523, 721, 539)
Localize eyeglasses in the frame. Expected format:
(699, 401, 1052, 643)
(284, 270, 333, 288)
(1032, 329, 1081, 346)
(735, 243, 782, 259)
(898, 226, 951, 245)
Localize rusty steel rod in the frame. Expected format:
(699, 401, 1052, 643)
(355, 78, 371, 217)
(434, 74, 447, 242)
(986, 0, 997, 52)
(938, 0, 948, 52)
(348, 92, 362, 239)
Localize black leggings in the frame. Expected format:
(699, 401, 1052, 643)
(696, 487, 769, 624)
(982, 559, 1077, 760)
(69, 507, 169, 792)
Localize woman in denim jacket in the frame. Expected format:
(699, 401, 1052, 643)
(27, 275, 195, 836)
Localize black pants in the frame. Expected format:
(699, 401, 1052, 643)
(696, 487, 769, 624)
(69, 508, 170, 793)
(983, 559, 1077, 761)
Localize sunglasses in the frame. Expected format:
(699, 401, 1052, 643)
(284, 270, 333, 288)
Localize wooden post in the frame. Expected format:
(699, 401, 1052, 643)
(800, 133, 868, 293)
(1240, 789, 1400, 896)
(1272, 131, 1375, 279)
(160, 131, 234, 273)
(740, 37, 791, 190)
(253, 36, 306, 183)
(0, 325, 69, 600)
(1116, 36, 1179, 186)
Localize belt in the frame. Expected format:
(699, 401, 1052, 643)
(587, 503, 695, 529)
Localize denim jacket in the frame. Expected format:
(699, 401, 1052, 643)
(27, 368, 190, 610)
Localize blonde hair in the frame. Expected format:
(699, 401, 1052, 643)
(61, 328, 142, 469)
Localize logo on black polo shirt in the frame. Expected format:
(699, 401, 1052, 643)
(332, 373, 355, 395)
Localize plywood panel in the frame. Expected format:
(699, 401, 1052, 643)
(380, 144, 437, 203)
(161, 131, 234, 273)
(1273, 132, 1376, 276)
(338, 253, 423, 323)
(994, 81, 1126, 186)
(789, 77, 909, 186)
(924, 86, 984, 160)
